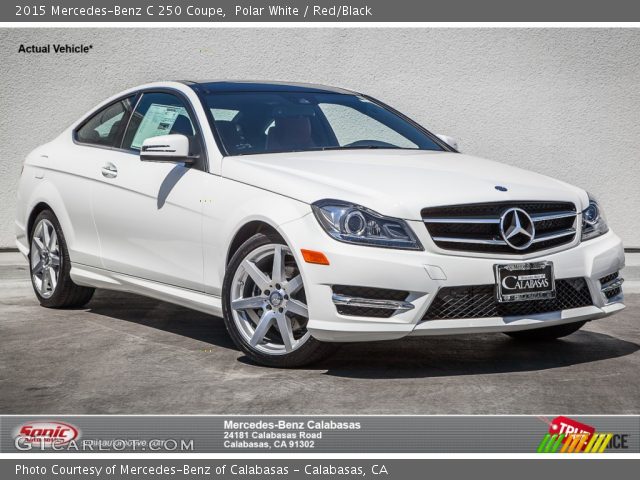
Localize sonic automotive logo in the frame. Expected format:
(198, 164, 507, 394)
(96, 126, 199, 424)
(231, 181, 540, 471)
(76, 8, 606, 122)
(537, 416, 629, 453)
(14, 421, 80, 449)
(13, 421, 194, 451)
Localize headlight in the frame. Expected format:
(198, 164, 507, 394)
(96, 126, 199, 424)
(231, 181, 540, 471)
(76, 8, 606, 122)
(311, 200, 423, 250)
(581, 193, 609, 241)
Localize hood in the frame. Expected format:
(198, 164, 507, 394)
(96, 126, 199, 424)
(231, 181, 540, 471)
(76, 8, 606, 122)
(221, 150, 587, 220)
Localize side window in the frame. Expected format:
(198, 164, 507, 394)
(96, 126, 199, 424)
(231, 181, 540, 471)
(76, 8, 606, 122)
(75, 97, 132, 147)
(122, 92, 197, 152)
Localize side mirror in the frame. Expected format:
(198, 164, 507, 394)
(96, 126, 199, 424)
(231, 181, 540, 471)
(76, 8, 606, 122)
(140, 134, 195, 164)
(435, 134, 459, 151)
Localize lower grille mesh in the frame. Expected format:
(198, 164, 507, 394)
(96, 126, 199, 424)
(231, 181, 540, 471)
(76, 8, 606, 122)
(422, 278, 593, 321)
(337, 306, 395, 318)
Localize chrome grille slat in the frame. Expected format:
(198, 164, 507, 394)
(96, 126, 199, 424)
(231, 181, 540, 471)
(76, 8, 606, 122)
(422, 217, 500, 224)
(423, 211, 576, 224)
(530, 211, 577, 221)
(432, 236, 506, 245)
(601, 278, 624, 293)
(422, 201, 577, 254)
(531, 228, 576, 243)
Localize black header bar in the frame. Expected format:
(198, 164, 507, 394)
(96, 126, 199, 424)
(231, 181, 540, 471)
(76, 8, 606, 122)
(5, 0, 640, 23)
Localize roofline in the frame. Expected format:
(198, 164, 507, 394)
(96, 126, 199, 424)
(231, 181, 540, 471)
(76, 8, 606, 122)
(179, 80, 360, 95)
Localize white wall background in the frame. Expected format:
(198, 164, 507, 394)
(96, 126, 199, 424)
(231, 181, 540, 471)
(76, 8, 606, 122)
(1, 28, 639, 248)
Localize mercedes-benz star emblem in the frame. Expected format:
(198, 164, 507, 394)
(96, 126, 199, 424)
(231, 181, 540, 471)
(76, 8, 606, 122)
(499, 207, 535, 250)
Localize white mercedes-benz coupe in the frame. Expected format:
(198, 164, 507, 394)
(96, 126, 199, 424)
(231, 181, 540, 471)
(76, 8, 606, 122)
(15, 81, 625, 367)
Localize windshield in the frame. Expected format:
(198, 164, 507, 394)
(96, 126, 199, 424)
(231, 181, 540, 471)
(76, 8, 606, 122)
(202, 92, 445, 156)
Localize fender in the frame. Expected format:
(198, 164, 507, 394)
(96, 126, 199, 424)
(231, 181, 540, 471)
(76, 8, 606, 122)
(20, 162, 102, 267)
(22, 170, 76, 257)
(202, 176, 310, 295)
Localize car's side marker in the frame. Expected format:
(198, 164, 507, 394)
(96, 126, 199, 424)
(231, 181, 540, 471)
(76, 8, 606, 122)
(301, 249, 330, 265)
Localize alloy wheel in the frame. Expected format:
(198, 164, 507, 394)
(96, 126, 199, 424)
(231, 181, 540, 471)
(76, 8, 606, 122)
(30, 218, 61, 299)
(230, 243, 311, 355)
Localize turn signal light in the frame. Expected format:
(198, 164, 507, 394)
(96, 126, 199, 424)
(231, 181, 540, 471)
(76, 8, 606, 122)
(301, 249, 330, 265)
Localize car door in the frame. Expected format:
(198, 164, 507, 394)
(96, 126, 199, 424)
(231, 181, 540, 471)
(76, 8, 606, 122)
(50, 95, 135, 267)
(91, 91, 206, 291)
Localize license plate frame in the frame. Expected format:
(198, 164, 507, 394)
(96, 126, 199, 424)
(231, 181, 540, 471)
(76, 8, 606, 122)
(494, 261, 556, 303)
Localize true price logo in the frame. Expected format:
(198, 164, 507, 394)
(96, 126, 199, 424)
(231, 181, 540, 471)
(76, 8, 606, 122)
(548, 416, 595, 441)
(537, 416, 627, 453)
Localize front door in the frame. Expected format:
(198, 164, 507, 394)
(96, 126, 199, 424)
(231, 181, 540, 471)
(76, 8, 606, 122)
(91, 91, 206, 291)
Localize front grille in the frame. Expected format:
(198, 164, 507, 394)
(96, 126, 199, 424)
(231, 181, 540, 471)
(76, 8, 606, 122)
(332, 285, 409, 318)
(600, 272, 622, 299)
(422, 201, 577, 254)
(422, 278, 593, 321)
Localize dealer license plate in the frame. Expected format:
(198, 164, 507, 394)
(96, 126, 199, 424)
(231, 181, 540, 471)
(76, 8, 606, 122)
(495, 261, 556, 303)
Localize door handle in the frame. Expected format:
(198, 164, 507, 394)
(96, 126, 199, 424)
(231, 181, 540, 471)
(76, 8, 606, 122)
(101, 162, 118, 179)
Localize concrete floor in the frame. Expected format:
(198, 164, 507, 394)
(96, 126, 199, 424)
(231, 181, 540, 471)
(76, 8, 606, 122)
(1, 261, 639, 414)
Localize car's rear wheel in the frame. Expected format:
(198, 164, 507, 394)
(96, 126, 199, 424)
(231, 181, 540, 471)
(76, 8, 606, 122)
(29, 210, 95, 308)
(504, 321, 586, 341)
(222, 233, 335, 367)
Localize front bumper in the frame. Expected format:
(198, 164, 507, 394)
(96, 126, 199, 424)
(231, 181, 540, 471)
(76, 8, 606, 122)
(281, 213, 626, 342)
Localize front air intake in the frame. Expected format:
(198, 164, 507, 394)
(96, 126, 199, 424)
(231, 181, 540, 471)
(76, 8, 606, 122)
(332, 285, 412, 318)
(599, 272, 624, 300)
(422, 278, 593, 321)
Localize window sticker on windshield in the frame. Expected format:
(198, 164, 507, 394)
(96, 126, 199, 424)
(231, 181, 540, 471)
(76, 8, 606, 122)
(210, 108, 239, 121)
(131, 104, 187, 149)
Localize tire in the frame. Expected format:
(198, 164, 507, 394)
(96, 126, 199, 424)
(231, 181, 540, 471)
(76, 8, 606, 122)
(29, 210, 95, 308)
(222, 233, 335, 367)
(505, 321, 586, 341)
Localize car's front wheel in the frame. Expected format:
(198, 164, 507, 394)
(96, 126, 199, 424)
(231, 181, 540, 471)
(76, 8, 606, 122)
(222, 233, 335, 367)
(29, 210, 95, 308)
(504, 321, 586, 341)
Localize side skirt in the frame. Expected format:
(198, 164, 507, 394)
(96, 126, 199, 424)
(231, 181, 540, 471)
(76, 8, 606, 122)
(70, 263, 223, 316)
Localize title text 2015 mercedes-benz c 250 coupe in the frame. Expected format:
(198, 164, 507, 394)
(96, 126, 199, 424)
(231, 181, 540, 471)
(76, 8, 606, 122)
(15, 81, 625, 367)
